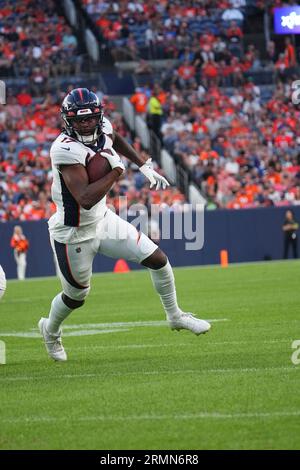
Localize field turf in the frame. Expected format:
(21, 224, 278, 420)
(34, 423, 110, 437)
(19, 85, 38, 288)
(0, 260, 299, 450)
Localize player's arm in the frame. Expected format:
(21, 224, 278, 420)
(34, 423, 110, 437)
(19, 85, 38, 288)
(112, 130, 147, 167)
(60, 164, 122, 210)
(112, 131, 169, 190)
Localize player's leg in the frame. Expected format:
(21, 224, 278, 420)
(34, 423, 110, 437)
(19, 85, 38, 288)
(141, 248, 179, 318)
(97, 209, 158, 263)
(47, 238, 94, 333)
(38, 237, 95, 361)
(142, 249, 210, 335)
(98, 210, 210, 335)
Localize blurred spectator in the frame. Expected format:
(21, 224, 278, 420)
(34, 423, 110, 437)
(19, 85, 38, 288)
(226, 21, 243, 45)
(222, 8, 244, 21)
(266, 40, 277, 65)
(284, 37, 296, 69)
(147, 89, 163, 142)
(282, 209, 299, 259)
(177, 61, 197, 88)
(10, 225, 29, 280)
(130, 88, 148, 116)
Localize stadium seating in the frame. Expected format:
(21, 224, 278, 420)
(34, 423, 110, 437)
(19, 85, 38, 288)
(1, 0, 299, 219)
(0, 0, 86, 81)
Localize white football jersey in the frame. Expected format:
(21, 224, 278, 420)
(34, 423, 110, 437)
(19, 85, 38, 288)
(48, 116, 114, 244)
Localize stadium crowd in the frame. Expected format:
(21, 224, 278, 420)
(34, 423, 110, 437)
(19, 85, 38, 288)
(82, 0, 248, 62)
(108, 0, 300, 210)
(0, 0, 82, 84)
(130, 69, 300, 210)
(1, 0, 300, 222)
(162, 79, 300, 210)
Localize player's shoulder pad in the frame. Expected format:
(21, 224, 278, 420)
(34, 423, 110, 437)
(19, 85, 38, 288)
(102, 116, 113, 136)
(103, 134, 113, 151)
(50, 133, 91, 166)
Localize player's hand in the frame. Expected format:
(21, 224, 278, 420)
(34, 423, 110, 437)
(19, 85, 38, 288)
(139, 158, 170, 190)
(102, 149, 125, 173)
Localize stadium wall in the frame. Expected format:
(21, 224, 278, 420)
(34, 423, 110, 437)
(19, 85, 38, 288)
(0, 206, 299, 279)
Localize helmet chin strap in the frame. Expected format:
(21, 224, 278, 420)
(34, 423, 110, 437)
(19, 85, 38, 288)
(74, 130, 98, 145)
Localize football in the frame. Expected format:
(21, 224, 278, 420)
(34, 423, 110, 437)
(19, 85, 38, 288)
(86, 150, 112, 183)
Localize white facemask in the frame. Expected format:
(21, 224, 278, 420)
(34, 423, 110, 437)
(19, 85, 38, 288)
(74, 130, 98, 145)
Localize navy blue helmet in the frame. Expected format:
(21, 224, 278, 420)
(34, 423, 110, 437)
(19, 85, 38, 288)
(61, 88, 104, 144)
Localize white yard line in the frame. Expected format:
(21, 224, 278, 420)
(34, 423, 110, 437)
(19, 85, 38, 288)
(60, 319, 229, 330)
(0, 318, 229, 338)
(0, 329, 131, 338)
(2, 410, 300, 425)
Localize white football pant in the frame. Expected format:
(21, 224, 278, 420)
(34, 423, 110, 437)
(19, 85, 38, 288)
(51, 209, 158, 301)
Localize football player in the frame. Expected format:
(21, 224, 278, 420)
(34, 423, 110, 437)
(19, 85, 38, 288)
(38, 88, 210, 361)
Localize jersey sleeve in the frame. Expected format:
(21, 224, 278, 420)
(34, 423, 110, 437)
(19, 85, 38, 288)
(102, 116, 113, 136)
(50, 140, 89, 167)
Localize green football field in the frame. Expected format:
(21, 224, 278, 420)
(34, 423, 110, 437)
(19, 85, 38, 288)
(0, 260, 300, 450)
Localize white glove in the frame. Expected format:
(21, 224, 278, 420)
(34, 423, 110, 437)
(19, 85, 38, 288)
(139, 158, 170, 190)
(102, 149, 125, 173)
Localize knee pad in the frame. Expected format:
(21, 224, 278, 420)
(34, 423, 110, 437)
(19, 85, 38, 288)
(63, 285, 90, 303)
(62, 293, 86, 309)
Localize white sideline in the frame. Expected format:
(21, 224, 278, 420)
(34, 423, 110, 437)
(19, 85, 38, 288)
(2, 410, 300, 425)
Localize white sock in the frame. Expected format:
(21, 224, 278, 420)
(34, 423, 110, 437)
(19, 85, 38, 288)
(47, 293, 73, 334)
(149, 260, 180, 319)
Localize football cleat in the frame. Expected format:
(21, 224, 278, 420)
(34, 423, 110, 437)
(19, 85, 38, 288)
(38, 317, 67, 361)
(168, 312, 211, 336)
